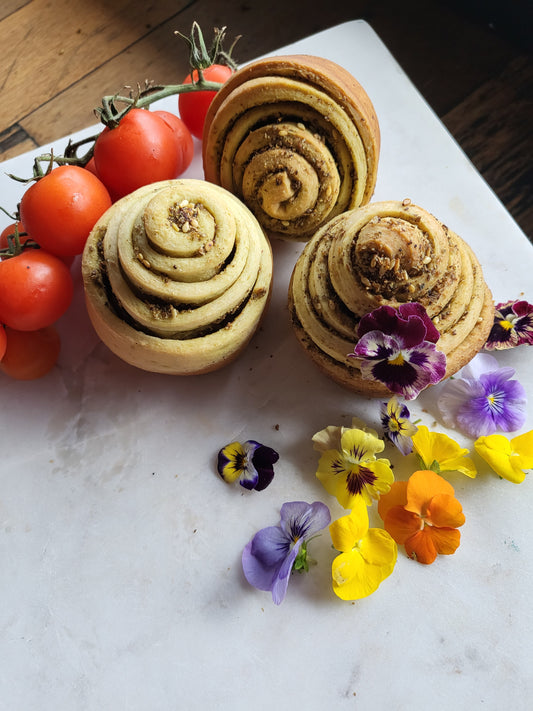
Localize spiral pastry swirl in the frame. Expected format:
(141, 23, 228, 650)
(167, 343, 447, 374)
(288, 200, 494, 396)
(203, 55, 380, 242)
(82, 179, 273, 374)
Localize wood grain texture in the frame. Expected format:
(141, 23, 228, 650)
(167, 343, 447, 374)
(0, 0, 531, 240)
(443, 56, 533, 237)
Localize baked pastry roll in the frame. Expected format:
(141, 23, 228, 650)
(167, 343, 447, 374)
(82, 179, 273, 374)
(203, 55, 380, 241)
(288, 200, 494, 396)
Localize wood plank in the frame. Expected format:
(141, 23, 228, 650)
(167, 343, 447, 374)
(0, 0, 530, 239)
(0, 124, 37, 160)
(363, 0, 518, 116)
(0, 0, 188, 131)
(443, 55, 533, 239)
(4, 0, 521, 154)
(17, 1, 358, 151)
(0, 0, 29, 22)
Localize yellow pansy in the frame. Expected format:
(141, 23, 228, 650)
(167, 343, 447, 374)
(330, 498, 397, 600)
(412, 425, 477, 478)
(474, 430, 533, 484)
(315, 427, 394, 508)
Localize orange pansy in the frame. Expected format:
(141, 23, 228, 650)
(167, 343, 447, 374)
(378, 470, 465, 565)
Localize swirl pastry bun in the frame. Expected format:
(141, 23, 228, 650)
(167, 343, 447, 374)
(203, 55, 380, 242)
(288, 200, 494, 396)
(82, 179, 273, 374)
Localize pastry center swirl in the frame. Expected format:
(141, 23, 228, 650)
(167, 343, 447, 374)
(235, 121, 340, 234)
(247, 153, 320, 220)
(355, 217, 431, 294)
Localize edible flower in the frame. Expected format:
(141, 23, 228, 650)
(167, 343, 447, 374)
(484, 299, 533, 350)
(378, 469, 465, 565)
(437, 353, 527, 438)
(314, 426, 394, 508)
(330, 497, 397, 600)
(217, 439, 278, 491)
(242, 501, 331, 605)
(412, 425, 477, 478)
(348, 303, 446, 400)
(474, 430, 533, 484)
(312, 417, 379, 454)
(380, 395, 418, 455)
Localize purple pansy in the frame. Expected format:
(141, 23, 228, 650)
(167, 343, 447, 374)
(437, 353, 527, 438)
(348, 303, 446, 401)
(485, 299, 533, 350)
(242, 501, 331, 605)
(217, 440, 278, 491)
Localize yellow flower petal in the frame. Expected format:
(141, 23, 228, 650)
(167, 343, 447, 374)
(475, 434, 530, 484)
(332, 551, 386, 600)
(330, 521, 397, 600)
(511, 430, 533, 469)
(312, 419, 380, 454)
(341, 428, 385, 461)
(359, 528, 398, 575)
(219, 441, 245, 483)
(412, 425, 477, 478)
(329, 499, 369, 552)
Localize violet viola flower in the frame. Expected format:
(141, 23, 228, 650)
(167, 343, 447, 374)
(348, 303, 446, 401)
(217, 440, 278, 491)
(242, 501, 331, 605)
(380, 395, 418, 455)
(437, 353, 527, 438)
(484, 299, 533, 350)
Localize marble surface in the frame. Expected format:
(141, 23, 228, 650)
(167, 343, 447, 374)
(1, 20, 532, 711)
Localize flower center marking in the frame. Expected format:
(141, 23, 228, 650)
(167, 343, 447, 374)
(388, 352, 405, 366)
(346, 465, 377, 496)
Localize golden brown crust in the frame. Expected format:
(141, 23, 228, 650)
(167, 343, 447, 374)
(203, 55, 380, 242)
(288, 200, 494, 396)
(81, 179, 273, 375)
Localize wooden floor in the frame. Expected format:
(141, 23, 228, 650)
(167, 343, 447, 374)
(1, 0, 531, 239)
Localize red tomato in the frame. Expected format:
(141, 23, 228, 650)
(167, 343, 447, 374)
(0, 250, 73, 331)
(0, 325, 60, 380)
(94, 108, 182, 200)
(0, 222, 26, 252)
(1, 221, 74, 268)
(19, 165, 111, 257)
(178, 64, 234, 140)
(0, 323, 6, 361)
(84, 157, 99, 176)
(152, 110, 194, 174)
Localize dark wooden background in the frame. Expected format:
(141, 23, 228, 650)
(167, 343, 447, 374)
(1, 0, 531, 240)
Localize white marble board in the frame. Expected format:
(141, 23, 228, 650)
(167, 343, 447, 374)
(0, 20, 532, 711)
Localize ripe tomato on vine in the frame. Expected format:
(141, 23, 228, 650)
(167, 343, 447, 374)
(153, 110, 194, 174)
(0, 325, 61, 380)
(178, 64, 234, 139)
(94, 108, 192, 200)
(19, 165, 111, 257)
(0, 250, 73, 331)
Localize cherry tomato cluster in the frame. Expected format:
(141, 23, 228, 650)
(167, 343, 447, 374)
(93, 108, 194, 200)
(0, 58, 233, 381)
(0, 224, 74, 380)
